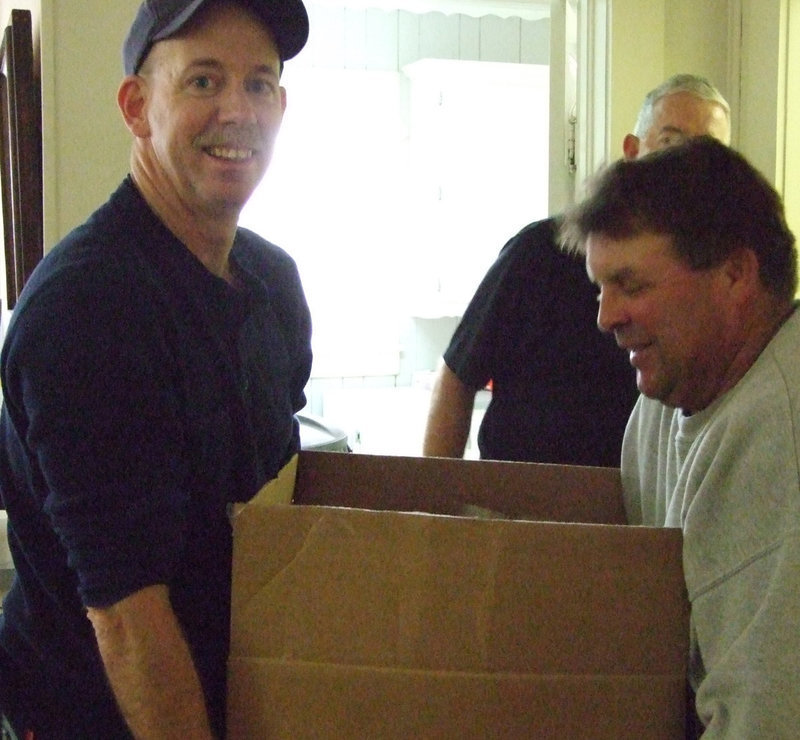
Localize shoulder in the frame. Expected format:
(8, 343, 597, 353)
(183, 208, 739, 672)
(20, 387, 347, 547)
(494, 216, 583, 275)
(499, 217, 559, 256)
(232, 229, 309, 327)
(765, 306, 800, 391)
(622, 395, 675, 481)
(723, 308, 800, 432)
(628, 394, 673, 434)
(24, 178, 165, 288)
(516, 216, 560, 243)
(4, 183, 187, 370)
(233, 226, 302, 280)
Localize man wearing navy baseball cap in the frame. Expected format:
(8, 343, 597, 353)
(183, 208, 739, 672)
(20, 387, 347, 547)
(0, 2, 312, 737)
(124, 0, 309, 74)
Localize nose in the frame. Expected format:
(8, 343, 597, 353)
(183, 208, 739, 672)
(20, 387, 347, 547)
(217, 84, 258, 125)
(596, 286, 627, 333)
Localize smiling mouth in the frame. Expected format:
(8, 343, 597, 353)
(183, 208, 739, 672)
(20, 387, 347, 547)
(616, 335, 652, 364)
(625, 344, 653, 366)
(205, 145, 254, 162)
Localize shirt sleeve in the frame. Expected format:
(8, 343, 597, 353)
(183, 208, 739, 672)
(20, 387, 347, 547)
(443, 220, 554, 389)
(2, 265, 190, 607)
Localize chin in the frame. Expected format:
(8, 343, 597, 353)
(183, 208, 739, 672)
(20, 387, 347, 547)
(210, 182, 257, 209)
(200, 194, 251, 219)
(636, 374, 668, 404)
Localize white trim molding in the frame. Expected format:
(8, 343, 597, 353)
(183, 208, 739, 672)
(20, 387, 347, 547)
(308, 0, 550, 20)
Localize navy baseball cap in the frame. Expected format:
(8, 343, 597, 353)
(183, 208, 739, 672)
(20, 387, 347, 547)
(123, 0, 309, 75)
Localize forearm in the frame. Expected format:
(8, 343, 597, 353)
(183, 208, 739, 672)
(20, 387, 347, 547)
(423, 363, 476, 457)
(87, 584, 214, 740)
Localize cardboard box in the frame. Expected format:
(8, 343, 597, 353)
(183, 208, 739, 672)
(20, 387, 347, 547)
(227, 451, 688, 739)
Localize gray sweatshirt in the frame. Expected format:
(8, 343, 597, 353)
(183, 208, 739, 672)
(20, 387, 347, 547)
(622, 306, 800, 738)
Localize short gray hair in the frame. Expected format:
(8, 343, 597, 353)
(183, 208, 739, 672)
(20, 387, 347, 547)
(633, 74, 731, 138)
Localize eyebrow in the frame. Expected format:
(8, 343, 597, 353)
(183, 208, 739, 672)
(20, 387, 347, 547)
(186, 57, 280, 78)
(587, 264, 637, 287)
(657, 125, 687, 138)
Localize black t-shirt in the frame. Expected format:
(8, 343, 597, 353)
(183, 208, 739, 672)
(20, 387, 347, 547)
(444, 217, 638, 466)
(0, 177, 312, 737)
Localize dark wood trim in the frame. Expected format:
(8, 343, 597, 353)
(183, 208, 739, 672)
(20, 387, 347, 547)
(0, 9, 43, 309)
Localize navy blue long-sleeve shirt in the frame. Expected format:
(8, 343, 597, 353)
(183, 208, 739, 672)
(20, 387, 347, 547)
(0, 177, 312, 738)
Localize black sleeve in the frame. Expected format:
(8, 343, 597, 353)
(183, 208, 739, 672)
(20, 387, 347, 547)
(443, 218, 558, 389)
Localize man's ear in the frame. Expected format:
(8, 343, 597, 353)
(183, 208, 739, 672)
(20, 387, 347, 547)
(622, 133, 640, 160)
(117, 76, 151, 138)
(722, 246, 761, 300)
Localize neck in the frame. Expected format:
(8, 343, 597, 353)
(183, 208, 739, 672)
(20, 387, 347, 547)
(130, 159, 240, 281)
(684, 298, 795, 415)
(736, 298, 795, 368)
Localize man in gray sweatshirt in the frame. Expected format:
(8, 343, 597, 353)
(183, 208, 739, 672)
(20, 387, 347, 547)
(562, 136, 799, 738)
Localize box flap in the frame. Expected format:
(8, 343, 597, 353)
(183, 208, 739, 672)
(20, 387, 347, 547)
(292, 451, 626, 524)
(248, 454, 298, 507)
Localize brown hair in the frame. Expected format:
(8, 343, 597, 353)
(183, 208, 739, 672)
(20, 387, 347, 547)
(560, 136, 797, 300)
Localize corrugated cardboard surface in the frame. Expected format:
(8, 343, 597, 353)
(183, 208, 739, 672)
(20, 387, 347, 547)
(227, 452, 688, 739)
(229, 665, 682, 738)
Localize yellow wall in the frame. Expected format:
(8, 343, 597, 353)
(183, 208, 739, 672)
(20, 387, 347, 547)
(607, 0, 731, 157)
(44, 2, 136, 244)
(664, 0, 730, 91)
(0, 0, 136, 250)
(733, 0, 798, 240)
(738, 1, 783, 181)
(607, 0, 665, 155)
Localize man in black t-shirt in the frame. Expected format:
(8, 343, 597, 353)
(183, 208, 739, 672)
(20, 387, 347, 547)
(423, 74, 731, 466)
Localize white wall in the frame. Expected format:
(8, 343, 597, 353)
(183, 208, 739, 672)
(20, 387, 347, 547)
(238, 6, 553, 387)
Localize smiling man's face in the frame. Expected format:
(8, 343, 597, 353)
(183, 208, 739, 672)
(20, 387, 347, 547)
(136, 1, 287, 219)
(586, 230, 743, 413)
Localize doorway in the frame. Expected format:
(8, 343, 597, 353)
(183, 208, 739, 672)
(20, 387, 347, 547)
(238, 0, 577, 455)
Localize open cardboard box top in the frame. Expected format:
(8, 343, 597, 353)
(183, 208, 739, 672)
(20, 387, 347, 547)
(227, 451, 688, 739)
(246, 449, 629, 522)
